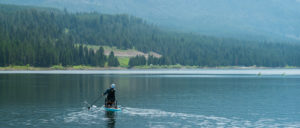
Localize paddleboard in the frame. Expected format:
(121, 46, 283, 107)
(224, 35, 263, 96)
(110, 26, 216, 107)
(104, 106, 122, 112)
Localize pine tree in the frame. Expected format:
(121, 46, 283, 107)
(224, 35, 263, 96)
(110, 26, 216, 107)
(108, 51, 119, 67)
(96, 47, 106, 67)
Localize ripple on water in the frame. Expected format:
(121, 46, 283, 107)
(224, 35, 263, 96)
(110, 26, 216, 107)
(64, 106, 106, 124)
(121, 107, 300, 127)
(62, 106, 300, 127)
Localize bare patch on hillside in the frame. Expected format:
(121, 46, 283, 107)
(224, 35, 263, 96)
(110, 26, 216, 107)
(78, 44, 162, 58)
(104, 50, 161, 58)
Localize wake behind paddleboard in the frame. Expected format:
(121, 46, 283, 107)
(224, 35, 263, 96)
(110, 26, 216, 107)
(104, 106, 122, 112)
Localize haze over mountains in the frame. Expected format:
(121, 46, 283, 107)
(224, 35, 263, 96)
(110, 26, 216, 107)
(1, 0, 300, 42)
(1, 3, 300, 67)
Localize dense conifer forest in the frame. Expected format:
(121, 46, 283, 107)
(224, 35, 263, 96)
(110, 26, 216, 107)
(1, 4, 300, 67)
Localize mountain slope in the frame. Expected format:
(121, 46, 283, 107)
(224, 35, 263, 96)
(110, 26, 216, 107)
(1, 0, 300, 41)
(1, 4, 300, 67)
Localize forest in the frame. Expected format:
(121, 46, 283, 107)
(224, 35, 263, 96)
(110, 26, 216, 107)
(1, 4, 300, 67)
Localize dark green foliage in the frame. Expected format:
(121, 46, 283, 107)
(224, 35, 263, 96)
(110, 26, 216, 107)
(147, 55, 159, 65)
(1, 4, 300, 67)
(129, 55, 172, 67)
(129, 55, 146, 67)
(0, 5, 110, 67)
(107, 51, 119, 67)
(95, 47, 106, 67)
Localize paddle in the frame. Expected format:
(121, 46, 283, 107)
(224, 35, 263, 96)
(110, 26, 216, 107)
(88, 94, 103, 110)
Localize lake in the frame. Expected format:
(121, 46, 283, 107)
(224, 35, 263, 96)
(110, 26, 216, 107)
(1, 69, 300, 127)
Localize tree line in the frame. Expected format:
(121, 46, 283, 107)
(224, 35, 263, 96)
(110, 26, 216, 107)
(128, 55, 171, 67)
(1, 4, 300, 67)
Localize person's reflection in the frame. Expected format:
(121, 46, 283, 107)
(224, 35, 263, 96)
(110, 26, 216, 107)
(105, 111, 116, 128)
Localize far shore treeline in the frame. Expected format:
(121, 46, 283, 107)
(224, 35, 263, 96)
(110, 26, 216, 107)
(1, 4, 300, 68)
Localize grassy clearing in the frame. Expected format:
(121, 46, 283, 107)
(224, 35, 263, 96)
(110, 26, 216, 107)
(75, 44, 162, 58)
(284, 65, 297, 69)
(0, 65, 30, 70)
(118, 57, 130, 68)
(75, 44, 139, 53)
(71, 65, 94, 70)
(0, 65, 45, 70)
(50, 64, 65, 70)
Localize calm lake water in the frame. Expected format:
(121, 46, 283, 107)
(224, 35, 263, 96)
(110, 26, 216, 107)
(1, 69, 300, 128)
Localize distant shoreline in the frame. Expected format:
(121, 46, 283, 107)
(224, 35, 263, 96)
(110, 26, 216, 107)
(0, 65, 298, 71)
(1, 68, 300, 75)
(0, 66, 126, 71)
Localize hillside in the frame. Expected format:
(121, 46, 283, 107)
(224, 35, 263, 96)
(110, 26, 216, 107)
(82, 44, 162, 67)
(1, 0, 300, 41)
(1, 4, 300, 68)
(81, 44, 161, 58)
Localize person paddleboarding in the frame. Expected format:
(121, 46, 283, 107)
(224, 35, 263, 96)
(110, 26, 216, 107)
(103, 83, 117, 108)
(87, 83, 120, 111)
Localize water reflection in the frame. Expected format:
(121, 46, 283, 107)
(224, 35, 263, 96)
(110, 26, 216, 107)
(105, 111, 116, 128)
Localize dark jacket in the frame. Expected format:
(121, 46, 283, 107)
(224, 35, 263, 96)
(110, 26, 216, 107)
(103, 88, 115, 102)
